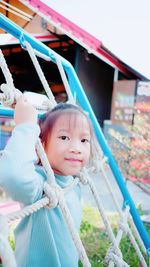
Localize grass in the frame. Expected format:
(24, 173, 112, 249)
(79, 206, 150, 267)
(1, 206, 149, 267)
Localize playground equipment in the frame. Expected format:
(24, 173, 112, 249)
(0, 13, 149, 267)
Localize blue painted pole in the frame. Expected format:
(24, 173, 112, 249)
(0, 107, 43, 119)
(0, 14, 149, 252)
(66, 67, 150, 252)
(0, 107, 14, 118)
(0, 14, 70, 68)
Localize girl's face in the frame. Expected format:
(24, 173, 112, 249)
(45, 112, 91, 176)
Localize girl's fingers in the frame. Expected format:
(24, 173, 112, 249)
(18, 94, 28, 101)
(22, 95, 28, 102)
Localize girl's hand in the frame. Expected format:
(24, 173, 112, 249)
(14, 95, 38, 125)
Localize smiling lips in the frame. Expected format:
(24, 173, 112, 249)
(65, 158, 82, 163)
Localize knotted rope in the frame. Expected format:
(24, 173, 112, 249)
(0, 49, 91, 267)
(79, 168, 122, 259)
(24, 41, 56, 109)
(79, 167, 148, 267)
(105, 247, 129, 267)
(0, 49, 22, 107)
(0, 45, 148, 267)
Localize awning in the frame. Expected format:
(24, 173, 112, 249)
(20, 0, 150, 80)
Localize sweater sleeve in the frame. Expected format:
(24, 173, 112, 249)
(0, 123, 45, 205)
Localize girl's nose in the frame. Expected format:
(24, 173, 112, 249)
(69, 140, 81, 153)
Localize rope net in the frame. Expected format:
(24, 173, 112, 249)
(0, 43, 148, 267)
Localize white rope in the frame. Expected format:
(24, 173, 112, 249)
(56, 187, 91, 267)
(0, 0, 33, 19)
(0, 50, 14, 85)
(44, 181, 92, 267)
(0, 83, 22, 106)
(63, 177, 79, 194)
(108, 207, 130, 267)
(36, 139, 56, 185)
(24, 41, 56, 108)
(33, 50, 51, 61)
(91, 157, 148, 266)
(12, 180, 91, 267)
(7, 178, 79, 223)
(79, 167, 149, 267)
(0, 49, 23, 106)
(105, 248, 129, 267)
(126, 226, 148, 267)
(0, 47, 54, 111)
(0, 83, 51, 111)
(128, 215, 146, 253)
(124, 214, 148, 267)
(0, 50, 57, 185)
(55, 55, 76, 104)
(0, 4, 31, 21)
(97, 162, 148, 266)
(79, 168, 122, 259)
(0, 44, 97, 267)
(0, 45, 147, 267)
(7, 197, 49, 223)
(0, 0, 32, 19)
(6, 179, 91, 267)
(97, 162, 123, 213)
(90, 134, 104, 168)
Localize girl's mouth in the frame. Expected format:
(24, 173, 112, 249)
(65, 158, 82, 163)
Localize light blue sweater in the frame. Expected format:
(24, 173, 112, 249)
(0, 123, 82, 267)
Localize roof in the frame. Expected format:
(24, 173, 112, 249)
(20, 0, 150, 80)
(0, 33, 58, 46)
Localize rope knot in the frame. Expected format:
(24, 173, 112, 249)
(0, 83, 15, 106)
(43, 182, 63, 208)
(105, 246, 129, 266)
(0, 83, 22, 107)
(105, 246, 122, 261)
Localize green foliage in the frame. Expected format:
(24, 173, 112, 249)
(0, 224, 15, 265)
(107, 114, 150, 183)
(1, 206, 150, 267)
(80, 219, 110, 266)
(79, 206, 150, 267)
(8, 226, 15, 251)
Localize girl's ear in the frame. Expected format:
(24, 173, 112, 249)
(42, 140, 47, 152)
(35, 147, 41, 165)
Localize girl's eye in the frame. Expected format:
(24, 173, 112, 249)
(59, 136, 69, 140)
(81, 138, 90, 143)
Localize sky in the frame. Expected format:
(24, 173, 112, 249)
(41, 0, 150, 79)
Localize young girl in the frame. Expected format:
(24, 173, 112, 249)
(0, 95, 92, 267)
